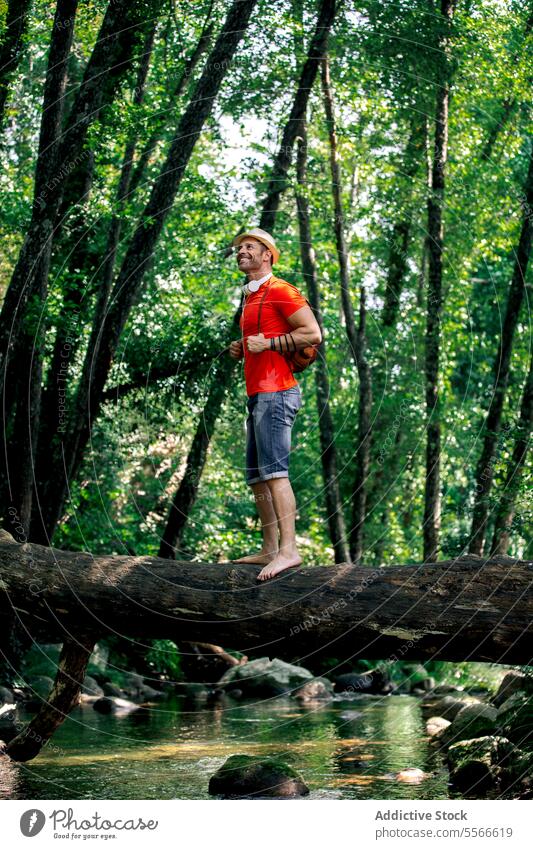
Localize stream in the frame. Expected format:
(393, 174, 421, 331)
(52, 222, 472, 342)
(1, 694, 450, 800)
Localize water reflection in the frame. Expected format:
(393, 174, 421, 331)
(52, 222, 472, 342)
(0, 695, 449, 800)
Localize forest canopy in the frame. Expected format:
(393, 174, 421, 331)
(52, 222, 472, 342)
(0, 0, 531, 570)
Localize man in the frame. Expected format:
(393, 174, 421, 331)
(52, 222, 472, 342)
(229, 228, 321, 581)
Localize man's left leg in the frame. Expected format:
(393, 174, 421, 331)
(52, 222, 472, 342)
(256, 477, 302, 581)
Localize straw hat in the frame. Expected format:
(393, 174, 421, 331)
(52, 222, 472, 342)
(233, 228, 280, 264)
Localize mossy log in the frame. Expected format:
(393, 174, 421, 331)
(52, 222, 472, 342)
(1, 529, 531, 762)
(1, 529, 531, 665)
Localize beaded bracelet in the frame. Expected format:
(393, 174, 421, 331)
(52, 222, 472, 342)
(270, 333, 296, 353)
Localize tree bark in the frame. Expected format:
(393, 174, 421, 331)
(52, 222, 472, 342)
(1, 528, 531, 760)
(423, 0, 455, 562)
(158, 357, 236, 559)
(490, 351, 533, 555)
(382, 117, 426, 327)
(259, 0, 336, 231)
(0, 528, 531, 666)
(480, 10, 532, 162)
(321, 53, 372, 565)
(0, 0, 79, 533)
(31, 0, 258, 543)
(0, 0, 32, 127)
(128, 21, 214, 197)
(31, 21, 158, 541)
(295, 126, 350, 564)
(35, 0, 335, 551)
(5, 634, 96, 762)
(0, 0, 152, 408)
(469, 144, 533, 555)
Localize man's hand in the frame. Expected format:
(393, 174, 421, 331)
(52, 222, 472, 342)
(246, 333, 269, 353)
(229, 340, 244, 360)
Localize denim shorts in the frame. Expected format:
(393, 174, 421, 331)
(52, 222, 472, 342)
(245, 386, 302, 485)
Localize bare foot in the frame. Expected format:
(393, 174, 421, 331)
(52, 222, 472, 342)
(231, 550, 278, 565)
(257, 552, 302, 581)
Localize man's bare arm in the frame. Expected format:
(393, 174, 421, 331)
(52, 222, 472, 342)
(245, 306, 321, 353)
(285, 305, 322, 349)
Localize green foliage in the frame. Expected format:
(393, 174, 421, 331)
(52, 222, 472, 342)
(1, 0, 531, 575)
(145, 640, 182, 680)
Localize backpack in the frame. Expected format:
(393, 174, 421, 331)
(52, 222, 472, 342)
(256, 278, 319, 374)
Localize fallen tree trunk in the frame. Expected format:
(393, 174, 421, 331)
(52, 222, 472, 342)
(1, 530, 531, 665)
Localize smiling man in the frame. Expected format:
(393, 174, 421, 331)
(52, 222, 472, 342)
(229, 228, 321, 581)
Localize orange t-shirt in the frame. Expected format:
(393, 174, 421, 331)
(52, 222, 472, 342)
(239, 275, 308, 396)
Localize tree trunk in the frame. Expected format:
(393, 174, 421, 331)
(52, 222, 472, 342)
(0, 0, 32, 127)
(382, 117, 426, 327)
(295, 126, 350, 564)
(32, 0, 258, 543)
(423, 0, 455, 562)
(469, 144, 533, 555)
(31, 21, 158, 541)
(490, 351, 533, 555)
(158, 358, 236, 559)
(0, 0, 79, 531)
(259, 0, 336, 231)
(480, 10, 532, 162)
(128, 21, 214, 197)
(5, 634, 96, 762)
(0, 0, 151, 408)
(0, 528, 530, 665)
(1, 528, 530, 760)
(320, 53, 372, 564)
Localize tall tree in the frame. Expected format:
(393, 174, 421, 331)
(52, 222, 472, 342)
(0, 0, 79, 535)
(260, 0, 336, 231)
(321, 52, 372, 564)
(32, 0, 259, 543)
(32, 20, 159, 526)
(0, 0, 32, 127)
(295, 124, 350, 564)
(0, 0, 153, 408)
(469, 144, 533, 555)
(381, 116, 426, 327)
(490, 351, 533, 555)
(139, 0, 337, 558)
(423, 0, 456, 562)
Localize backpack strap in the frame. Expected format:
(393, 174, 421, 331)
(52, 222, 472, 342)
(256, 276, 275, 335)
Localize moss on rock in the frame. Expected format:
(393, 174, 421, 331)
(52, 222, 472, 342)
(208, 754, 310, 798)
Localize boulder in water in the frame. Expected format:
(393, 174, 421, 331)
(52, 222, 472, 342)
(208, 755, 309, 798)
(493, 671, 533, 708)
(497, 693, 533, 747)
(93, 697, 140, 715)
(446, 735, 516, 796)
(293, 678, 333, 703)
(333, 668, 392, 695)
(24, 675, 55, 707)
(421, 694, 479, 721)
(0, 687, 15, 704)
(439, 703, 498, 748)
(426, 716, 451, 737)
(82, 675, 104, 697)
(395, 768, 428, 784)
(218, 657, 314, 697)
(102, 681, 124, 698)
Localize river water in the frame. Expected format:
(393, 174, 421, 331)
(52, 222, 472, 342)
(1, 694, 450, 799)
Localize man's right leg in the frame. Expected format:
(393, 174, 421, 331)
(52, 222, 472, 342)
(232, 480, 279, 564)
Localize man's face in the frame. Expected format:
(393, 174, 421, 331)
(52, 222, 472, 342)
(236, 238, 270, 272)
